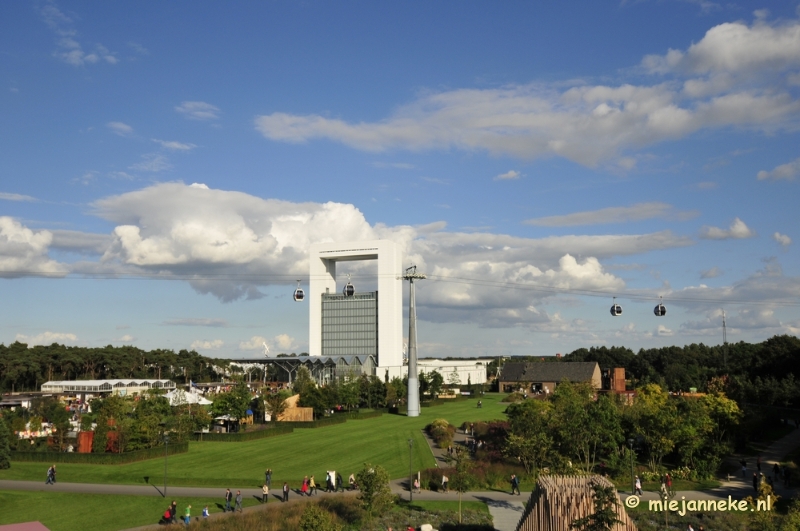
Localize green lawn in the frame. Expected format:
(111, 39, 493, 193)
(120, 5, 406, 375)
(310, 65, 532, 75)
(0, 395, 508, 488)
(0, 490, 261, 531)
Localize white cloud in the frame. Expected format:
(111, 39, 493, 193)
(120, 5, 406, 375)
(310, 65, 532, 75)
(757, 157, 800, 181)
(190, 339, 224, 350)
(239, 336, 268, 351)
(16, 331, 78, 346)
(152, 139, 197, 151)
(700, 266, 722, 279)
(40, 3, 117, 66)
(0, 217, 67, 278)
(643, 17, 800, 76)
(119, 334, 136, 342)
(273, 334, 295, 350)
(129, 154, 171, 172)
(525, 202, 696, 227)
(87, 183, 693, 320)
(108, 122, 133, 136)
(253, 15, 800, 166)
(175, 101, 220, 120)
(655, 324, 674, 337)
(774, 232, 792, 247)
(0, 192, 37, 202)
(163, 318, 228, 327)
(699, 217, 756, 240)
(108, 171, 136, 181)
(494, 170, 521, 181)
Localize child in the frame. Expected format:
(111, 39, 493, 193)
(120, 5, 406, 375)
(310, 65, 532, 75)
(202, 506, 209, 519)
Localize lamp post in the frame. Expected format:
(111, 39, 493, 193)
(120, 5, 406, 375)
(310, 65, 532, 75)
(163, 434, 169, 498)
(408, 438, 414, 502)
(628, 438, 635, 495)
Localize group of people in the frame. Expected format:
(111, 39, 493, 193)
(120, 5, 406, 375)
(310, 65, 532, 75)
(160, 500, 208, 525)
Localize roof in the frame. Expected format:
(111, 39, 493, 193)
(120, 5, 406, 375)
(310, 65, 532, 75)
(500, 361, 599, 383)
(0, 522, 51, 531)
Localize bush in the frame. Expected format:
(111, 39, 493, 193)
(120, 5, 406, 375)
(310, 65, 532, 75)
(501, 392, 524, 403)
(426, 420, 455, 449)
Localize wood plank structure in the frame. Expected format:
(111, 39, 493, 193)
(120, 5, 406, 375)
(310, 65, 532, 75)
(515, 476, 637, 531)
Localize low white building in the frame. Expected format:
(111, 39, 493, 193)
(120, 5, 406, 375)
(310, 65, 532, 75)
(41, 379, 176, 396)
(416, 358, 492, 386)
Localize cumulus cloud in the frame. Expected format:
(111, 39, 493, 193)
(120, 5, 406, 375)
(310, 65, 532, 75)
(774, 232, 792, 247)
(190, 339, 224, 350)
(525, 202, 697, 227)
(84, 183, 696, 324)
(239, 336, 268, 351)
(16, 331, 78, 346)
(494, 170, 521, 180)
(40, 3, 117, 66)
(119, 335, 136, 342)
(0, 217, 67, 278)
(758, 157, 800, 181)
(642, 16, 800, 76)
(152, 139, 197, 151)
(175, 101, 220, 120)
(108, 122, 133, 136)
(699, 218, 756, 240)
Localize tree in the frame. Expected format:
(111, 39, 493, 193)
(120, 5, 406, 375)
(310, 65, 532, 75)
(355, 463, 393, 520)
(505, 399, 553, 474)
(264, 391, 290, 422)
(447, 447, 476, 523)
(570, 481, 622, 531)
(428, 371, 444, 397)
(293, 366, 316, 397)
(448, 368, 461, 389)
(0, 415, 11, 469)
(211, 381, 252, 422)
(339, 380, 360, 411)
(630, 383, 679, 471)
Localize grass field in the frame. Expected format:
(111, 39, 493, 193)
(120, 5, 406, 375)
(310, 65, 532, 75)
(0, 394, 509, 488)
(0, 490, 261, 531)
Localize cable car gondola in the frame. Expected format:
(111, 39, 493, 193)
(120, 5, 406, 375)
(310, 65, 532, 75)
(343, 274, 355, 297)
(293, 280, 305, 302)
(610, 297, 623, 317)
(654, 296, 666, 317)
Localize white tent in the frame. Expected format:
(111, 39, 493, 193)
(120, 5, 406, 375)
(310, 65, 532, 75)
(165, 389, 212, 406)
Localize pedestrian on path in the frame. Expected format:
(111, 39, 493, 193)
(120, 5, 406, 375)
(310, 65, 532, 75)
(262, 484, 269, 503)
(283, 482, 289, 502)
(265, 468, 272, 488)
(309, 475, 317, 496)
(202, 506, 209, 519)
(170, 501, 177, 523)
(183, 505, 191, 525)
(442, 474, 449, 492)
(224, 488, 233, 512)
(414, 477, 420, 494)
(337, 472, 344, 492)
(235, 490, 243, 512)
(511, 474, 521, 495)
(635, 476, 643, 496)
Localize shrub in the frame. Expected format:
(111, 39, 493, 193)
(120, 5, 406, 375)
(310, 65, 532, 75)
(501, 392, 525, 403)
(10, 441, 189, 464)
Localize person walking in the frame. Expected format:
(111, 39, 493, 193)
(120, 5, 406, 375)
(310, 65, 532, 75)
(441, 474, 449, 493)
(170, 501, 178, 523)
(301, 476, 309, 496)
(349, 473, 356, 490)
(262, 484, 269, 503)
(45, 465, 54, 485)
(635, 476, 643, 496)
(665, 473, 673, 496)
(337, 472, 344, 492)
(283, 482, 289, 502)
(202, 506, 209, 519)
(235, 490, 243, 512)
(265, 468, 272, 488)
(183, 505, 191, 525)
(224, 488, 233, 512)
(413, 477, 420, 494)
(511, 474, 521, 495)
(309, 475, 317, 496)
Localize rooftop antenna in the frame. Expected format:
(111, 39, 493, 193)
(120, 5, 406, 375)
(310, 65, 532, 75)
(403, 265, 426, 418)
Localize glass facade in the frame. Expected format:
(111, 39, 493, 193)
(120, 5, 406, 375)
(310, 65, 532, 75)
(321, 291, 378, 357)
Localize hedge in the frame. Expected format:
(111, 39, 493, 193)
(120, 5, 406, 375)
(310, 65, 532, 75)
(281, 416, 347, 429)
(192, 425, 294, 442)
(10, 441, 189, 465)
(347, 411, 383, 420)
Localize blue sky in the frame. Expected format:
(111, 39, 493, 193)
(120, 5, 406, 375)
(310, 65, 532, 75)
(1, 1, 799, 359)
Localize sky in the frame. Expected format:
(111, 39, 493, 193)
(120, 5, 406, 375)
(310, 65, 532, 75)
(1, 1, 800, 360)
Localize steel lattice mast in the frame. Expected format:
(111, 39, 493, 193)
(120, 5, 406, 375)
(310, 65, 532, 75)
(404, 266, 426, 417)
